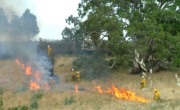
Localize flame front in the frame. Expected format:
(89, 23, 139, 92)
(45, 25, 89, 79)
(95, 83, 149, 103)
(15, 59, 49, 90)
(44, 82, 49, 90)
(30, 81, 40, 90)
(75, 84, 78, 93)
(95, 86, 103, 94)
(26, 66, 32, 75)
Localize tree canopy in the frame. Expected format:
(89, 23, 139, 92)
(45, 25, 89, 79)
(63, 0, 180, 72)
(0, 8, 39, 40)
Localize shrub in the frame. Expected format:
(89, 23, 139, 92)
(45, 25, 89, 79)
(0, 87, 3, 96)
(29, 91, 43, 109)
(73, 54, 109, 80)
(30, 101, 38, 109)
(64, 96, 76, 105)
(0, 99, 3, 110)
(20, 106, 28, 110)
(31, 92, 43, 101)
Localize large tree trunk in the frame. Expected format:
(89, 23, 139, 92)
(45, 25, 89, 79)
(130, 39, 169, 74)
(130, 50, 147, 74)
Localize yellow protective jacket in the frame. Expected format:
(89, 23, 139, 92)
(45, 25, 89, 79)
(76, 73, 80, 82)
(140, 79, 146, 89)
(153, 90, 160, 100)
(48, 47, 52, 56)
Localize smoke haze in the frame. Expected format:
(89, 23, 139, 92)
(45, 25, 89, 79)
(0, 4, 51, 90)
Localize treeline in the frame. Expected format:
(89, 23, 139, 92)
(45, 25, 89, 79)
(0, 8, 39, 39)
(61, 0, 180, 73)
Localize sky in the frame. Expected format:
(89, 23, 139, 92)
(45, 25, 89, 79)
(0, 0, 81, 40)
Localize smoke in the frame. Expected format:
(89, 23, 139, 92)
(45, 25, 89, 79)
(0, 5, 52, 90)
(0, 0, 26, 18)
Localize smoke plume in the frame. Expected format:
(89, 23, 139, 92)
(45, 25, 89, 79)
(0, 5, 51, 90)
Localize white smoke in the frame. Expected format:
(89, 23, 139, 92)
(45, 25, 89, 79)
(0, 2, 52, 90)
(0, 0, 28, 18)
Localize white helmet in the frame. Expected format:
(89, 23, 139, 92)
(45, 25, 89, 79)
(142, 76, 145, 79)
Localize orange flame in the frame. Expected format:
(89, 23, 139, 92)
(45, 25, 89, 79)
(95, 83, 149, 103)
(30, 81, 40, 90)
(15, 59, 20, 65)
(15, 59, 50, 91)
(95, 86, 104, 94)
(75, 84, 78, 93)
(44, 82, 50, 90)
(26, 66, 32, 75)
(15, 59, 25, 69)
(34, 71, 41, 81)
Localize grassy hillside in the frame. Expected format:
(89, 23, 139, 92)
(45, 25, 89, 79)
(0, 56, 180, 110)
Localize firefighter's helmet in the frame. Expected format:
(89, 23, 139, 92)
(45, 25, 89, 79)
(142, 76, 145, 79)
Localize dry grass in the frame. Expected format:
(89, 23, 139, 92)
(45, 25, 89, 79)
(53, 55, 77, 75)
(0, 60, 29, 91)
(0, 56, 180, 110)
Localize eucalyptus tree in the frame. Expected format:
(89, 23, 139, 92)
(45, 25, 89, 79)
(21, 9, 39, 39)
(64, 0, 180, 71)
(0, 7, 9, 35)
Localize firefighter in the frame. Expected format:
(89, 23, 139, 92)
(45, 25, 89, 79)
(71, 68, 76, 81)
(47, 45, 52, 56)
(49, 77, 55, 86)
(153, 89, 160, 100)
(49, 66, 54, 77)
(140, 76, 146, 89)
(76, 71, 81, 82)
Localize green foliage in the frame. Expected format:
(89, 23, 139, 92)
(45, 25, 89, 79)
(20, 106, 28, 110)
(64, 96, 76, 105)
(60, 0, 180, 73)
(30, 101, 38, 109)
(0, 87, 3, 96)
(0, 99, 3, 110)
(0, 7, 39, 38)
(29, 91, 43, 109)
(0, 7, 9, 35)
(66, 0, 180, 71)
(8, 107, 18, 110)
(0, 87, 3, 110)
(39, 40, 82, 56)
(73, 54, 109, 80)
(31, 92, 43, 101)
(8, 106, 28, 110)
(21, 9, 39, 38)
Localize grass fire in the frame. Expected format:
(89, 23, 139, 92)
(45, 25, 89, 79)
(0, 55, 180, 110)
(0, 1, 180, 110)
(15, 59, 49, 90)
(95, 83, 150, 103)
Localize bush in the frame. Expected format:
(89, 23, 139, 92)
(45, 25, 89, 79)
(0, 87, 3, 96)
(29, 91, 43, 109)
(73, 54, 109, 80)
(20, 106, 28, 110)
(0, 99, 3, 109)
(30, 101, 38, 109)
(64, 96, 76, 105)
(31, 92, 43, 101)
(8, 107, 18, 110)
(8, 105, 28, 110)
